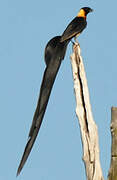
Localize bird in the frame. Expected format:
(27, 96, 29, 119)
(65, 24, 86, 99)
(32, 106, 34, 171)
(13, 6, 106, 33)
(17, 7, 93, 175)
(17, 36, 70, 176)
(60, 7, 93, 43)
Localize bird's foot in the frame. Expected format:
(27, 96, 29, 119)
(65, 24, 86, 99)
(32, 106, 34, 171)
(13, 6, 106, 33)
(71, 39, 80, 50)
(71, 40, 76, 45)
(74, 37, 80, 47)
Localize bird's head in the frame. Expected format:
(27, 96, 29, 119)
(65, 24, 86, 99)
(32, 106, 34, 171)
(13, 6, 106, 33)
(77, 7, 93, 18)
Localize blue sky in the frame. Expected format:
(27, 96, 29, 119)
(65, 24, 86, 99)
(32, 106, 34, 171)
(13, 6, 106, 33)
(0, 0, 117, 180)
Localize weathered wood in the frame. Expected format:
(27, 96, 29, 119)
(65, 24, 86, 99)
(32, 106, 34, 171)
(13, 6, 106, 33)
(108, 107, 117, 180)
(70, 43, 104, 180)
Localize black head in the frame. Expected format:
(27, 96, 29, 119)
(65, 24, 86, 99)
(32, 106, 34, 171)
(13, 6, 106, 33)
(82, 7, 93, 16)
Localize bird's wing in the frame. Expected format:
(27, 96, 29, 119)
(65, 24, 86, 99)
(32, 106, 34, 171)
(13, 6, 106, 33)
(60, 17, 87, 42)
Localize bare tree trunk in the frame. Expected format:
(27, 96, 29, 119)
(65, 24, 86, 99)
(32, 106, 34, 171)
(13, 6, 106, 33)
(108, 107, 117, 180)
(70, 43, 104, 180)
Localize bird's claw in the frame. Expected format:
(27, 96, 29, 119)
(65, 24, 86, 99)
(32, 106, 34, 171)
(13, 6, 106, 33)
(74, 37, 80, 47)
(71, 39, 80, 49)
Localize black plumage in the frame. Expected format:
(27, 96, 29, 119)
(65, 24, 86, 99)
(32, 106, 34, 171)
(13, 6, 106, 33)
(17, 36, 70, 175)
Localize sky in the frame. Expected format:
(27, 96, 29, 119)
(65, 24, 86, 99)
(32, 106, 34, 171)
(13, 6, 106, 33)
(0, 0, 117, 180)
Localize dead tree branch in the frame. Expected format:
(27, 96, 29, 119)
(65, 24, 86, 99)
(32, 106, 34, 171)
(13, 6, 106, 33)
(70, 43, 104, 180)
(108, 107, 117, 180)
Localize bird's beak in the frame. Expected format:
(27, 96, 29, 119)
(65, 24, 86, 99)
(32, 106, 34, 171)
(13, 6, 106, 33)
(90, 8, 93, 12)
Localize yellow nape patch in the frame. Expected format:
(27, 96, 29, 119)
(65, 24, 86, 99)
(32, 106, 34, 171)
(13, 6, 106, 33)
(77, 9, 86, 18)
